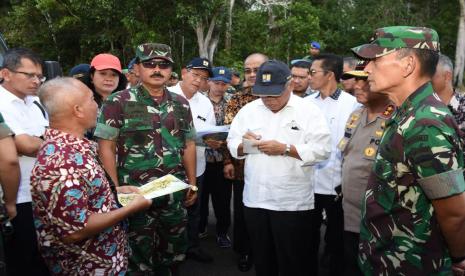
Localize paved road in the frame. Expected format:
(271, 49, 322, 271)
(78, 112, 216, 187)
(177, 203, 328, 276)
(178, 223, 254, 276)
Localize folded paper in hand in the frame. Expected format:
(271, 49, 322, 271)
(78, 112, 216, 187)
(117, 174, 190, 206)
(243, 138, 261, 154)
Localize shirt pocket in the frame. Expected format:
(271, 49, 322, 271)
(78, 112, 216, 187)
(280, 120, 303, 143)
(120, 123, 154, 149)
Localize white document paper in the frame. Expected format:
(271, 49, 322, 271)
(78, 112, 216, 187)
(117, 174, 190, 206)
(242, 138, 261, 154)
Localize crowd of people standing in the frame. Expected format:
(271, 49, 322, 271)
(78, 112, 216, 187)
(0, 24, 465, 276)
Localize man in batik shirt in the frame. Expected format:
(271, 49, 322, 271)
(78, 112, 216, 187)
(95, 43, 197, 275)
(31, 77, 151, 275)
(352, 26, 465, 275)
(223, 53, 268, 272)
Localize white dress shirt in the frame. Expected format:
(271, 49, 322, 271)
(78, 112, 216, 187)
(168, 82, 215, 177)
(0, 85, 48, 203)
(306, 89, 359, 195)
(227, 94, 331, 211)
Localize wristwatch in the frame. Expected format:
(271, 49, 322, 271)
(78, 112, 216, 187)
(284, 144, 291, 156)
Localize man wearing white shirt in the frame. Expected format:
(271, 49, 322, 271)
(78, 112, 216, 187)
(306, 53, 359, 276)
(227, 60, 331, 276)
(0, 48, 49, 275)
(168, 57, 215, 263)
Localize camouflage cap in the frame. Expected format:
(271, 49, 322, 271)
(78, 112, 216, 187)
(351, 26, 440, 59)
(136, 43, 173, 63)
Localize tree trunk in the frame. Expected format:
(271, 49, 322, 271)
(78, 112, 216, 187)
(225, 0, 235, 50)
(454, 0, 465, 87)
(194, 10, 220, 62)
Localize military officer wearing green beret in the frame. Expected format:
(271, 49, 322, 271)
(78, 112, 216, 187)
(95, 43, 197, 275)
(352, 26, 465, 275)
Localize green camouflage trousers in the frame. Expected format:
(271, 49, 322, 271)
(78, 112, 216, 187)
(127, 191, 187, 276)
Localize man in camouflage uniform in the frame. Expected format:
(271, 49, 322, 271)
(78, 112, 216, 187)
(352, 26, 465, 275)
(95, 43, 198, 275)
(223, 52, 268, 272)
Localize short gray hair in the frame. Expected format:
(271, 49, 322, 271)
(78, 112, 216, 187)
(343, 57, 358, 70)
(38, 77, 80, 117)
(437, 53, 453, 73)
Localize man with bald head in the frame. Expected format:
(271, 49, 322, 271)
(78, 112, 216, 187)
(223, 52, 268, 272)
(31, 77, 152, 275)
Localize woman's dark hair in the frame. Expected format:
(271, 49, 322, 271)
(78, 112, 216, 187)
(83, 67, 128, 107)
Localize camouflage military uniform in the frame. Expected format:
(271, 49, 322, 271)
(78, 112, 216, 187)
(94, 84, 196, 275)
(358, 83, 465, 275)
(352, 26, 465, 275)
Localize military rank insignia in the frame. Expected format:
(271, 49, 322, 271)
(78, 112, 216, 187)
(381, 104, 395, 118)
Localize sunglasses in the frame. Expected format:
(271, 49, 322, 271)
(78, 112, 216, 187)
(141, 60, 172, 69)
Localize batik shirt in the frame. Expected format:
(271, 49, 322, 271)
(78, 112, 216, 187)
(359, 83, 465, 275)
(205, 93, 229, 163)
(30, 129, 128, 276)
(94, 85, 195, 190)
(223, 87, 259, 180)
(448, 91, 465, 133)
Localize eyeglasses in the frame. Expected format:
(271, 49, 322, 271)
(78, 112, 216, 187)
(309, 69, 328, 76)
(187, 69, 209, 82)
(141, 60, 172, 69)
(244, 68, 259, 74)
(9, 69, 46, 83)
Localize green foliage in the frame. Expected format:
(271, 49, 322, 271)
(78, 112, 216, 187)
(0, 0, 461, 77)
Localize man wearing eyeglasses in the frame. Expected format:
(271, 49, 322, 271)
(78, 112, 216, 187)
(0, 48, 49, 275)
(290, 59, 314, 98)
(95, 43, 198, 275)
(168, 57, 216, 263)
(306, 53, 359, 276)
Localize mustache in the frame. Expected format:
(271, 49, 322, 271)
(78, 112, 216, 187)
(150, 72, 165, 78)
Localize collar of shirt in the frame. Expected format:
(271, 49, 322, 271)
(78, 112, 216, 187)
(389, 82, 432, 126)
(0, 85, 37, 106)
(315, 88, 342, 100)
(170, 81, 203, 103)
(134, 84, 173, 105)
(44, 128, 97, 157)
(207, 91, 228, 105)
